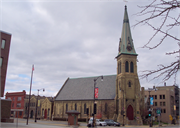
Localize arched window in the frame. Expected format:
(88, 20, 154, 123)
(128, 81, 131, 87)
(75, 104, 77, 110)
(125, 61, 129, 72)
(120, 62, 121, 73)
(118, 62, 120, 74)
(118, 62, 121, 74)
(42, 109, 44, 116)
(84, 103, 86, 114)
(105, 103, 108, 114)
(130, 62, 134, 73)
(105, 103, 108, 113)
(66, 104, 68, 112)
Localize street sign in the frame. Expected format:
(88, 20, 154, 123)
(150, 97, 153, 105)
(156, 109, 161, 114)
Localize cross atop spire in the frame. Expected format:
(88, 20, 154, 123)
(117, 6, 137, 57)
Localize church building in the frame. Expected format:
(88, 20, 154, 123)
(54, 6, 144, 125)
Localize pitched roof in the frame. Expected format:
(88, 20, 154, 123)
(55, 75, 116, 101)
(117, 5, 137, 57)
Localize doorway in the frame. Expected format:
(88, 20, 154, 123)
(30, 110, 33, 118)
(44, 109, 47, 119)
(127, 105, 133, 120)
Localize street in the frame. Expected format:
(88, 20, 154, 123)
(1, 118, 180, 128)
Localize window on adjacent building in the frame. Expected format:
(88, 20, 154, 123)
(160, 95, 162, 99)
(0, 57, 3, 67)
(38, 110, 40, 115)
(125, 61, 129, 72)
(164, 109, 166, 113)
(19, 111, 22, 116)
(163, 102, 166, 106)
(160, 102, 162, 106)
(155, 102, 157, 106)
(155, 95, 157, 99)
(17, 103, 21, 108)
(163, 95, 165, 99)
(84, 103, 87, 114)
(13, 97, 15, 101)
(12, 103, 14, 107)
(1, 39, 5, 49)
(17, 97, 21, 101)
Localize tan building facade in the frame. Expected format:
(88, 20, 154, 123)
(41, 97, 53, 120)
(23, 95, 50, 120)
(144, 85, 179, 124)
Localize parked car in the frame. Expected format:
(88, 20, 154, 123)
(96, 119, 107, 126)
(104, 119, 114, 126)
(113, 121, 120, 126)
(104, 119, 120, 126)
(88, 117, 107, 126)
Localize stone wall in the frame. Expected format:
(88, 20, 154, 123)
(53, 100, 115, 120)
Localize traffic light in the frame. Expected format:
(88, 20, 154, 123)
(94, 104, 97, 114)
(148, 111, 152, 117)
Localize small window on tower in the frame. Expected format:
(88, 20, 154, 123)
(128, 81, 131, 87)
(125, 61, 129, 72)
(130, 62, 134, 73)
(120, 62, 121, 73)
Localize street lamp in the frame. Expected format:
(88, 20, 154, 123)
(120, 88, 124, 126)
(35, 88, 45, 122)
(93, 76, 103, 127)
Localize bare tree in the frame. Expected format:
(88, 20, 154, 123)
(133, 0, 180, 83)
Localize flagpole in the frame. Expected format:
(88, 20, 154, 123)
(26, 64, 34, 125)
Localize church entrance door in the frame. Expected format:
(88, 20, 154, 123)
(127, 105, 133, 120)
(44, 109, 47, 119)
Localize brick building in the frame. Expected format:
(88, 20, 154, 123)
(0, 30, 11, 97)
(1, 30, 12, 122)
(5, 90, 26, 118)
(144, 85, 179, 124)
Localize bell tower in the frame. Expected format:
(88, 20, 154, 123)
(115, 6, 142, 125)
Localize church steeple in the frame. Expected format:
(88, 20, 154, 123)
(117, 5, 137, 57)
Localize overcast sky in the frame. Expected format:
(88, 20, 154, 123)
(1, 0, 179, 97)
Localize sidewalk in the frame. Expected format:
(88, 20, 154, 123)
(1, 118, 179, 128)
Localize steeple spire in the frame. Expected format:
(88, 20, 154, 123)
(117, 5, 137, 57)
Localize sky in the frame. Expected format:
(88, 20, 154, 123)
(1, 0, 179, 97)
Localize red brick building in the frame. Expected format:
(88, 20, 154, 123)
(6, 90, 26, 118)
(1, 30, 12, 122)
(1, 30, 12, 97)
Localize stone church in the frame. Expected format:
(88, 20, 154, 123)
(54, 6, 144, 125)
